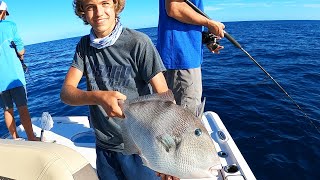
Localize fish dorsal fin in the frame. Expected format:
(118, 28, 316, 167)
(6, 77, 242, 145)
(128, 90, 175, 105)
(156, 133, 181, 153)
(119, 90, 175, 114)
(195, 97, 206, 119)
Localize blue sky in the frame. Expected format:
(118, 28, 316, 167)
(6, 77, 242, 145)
(4, 0, 320, 45)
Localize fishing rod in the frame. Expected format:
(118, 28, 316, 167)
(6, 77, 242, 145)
(184, 0, 319, 133)
(11, 41, 28, 72)
(11, 41, 34, 84)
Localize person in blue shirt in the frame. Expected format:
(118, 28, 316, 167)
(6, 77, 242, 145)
(157, 0, 225, 115)
(0, 1, 39, 141)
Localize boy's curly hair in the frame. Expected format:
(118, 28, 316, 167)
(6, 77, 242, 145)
(73, 0, 125, 25)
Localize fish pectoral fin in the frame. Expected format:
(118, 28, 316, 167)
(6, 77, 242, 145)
(156, 134, 176, 152)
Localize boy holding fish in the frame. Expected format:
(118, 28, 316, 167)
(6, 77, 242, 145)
(61, 0, 178, 179)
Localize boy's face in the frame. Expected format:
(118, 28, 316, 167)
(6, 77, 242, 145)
(82, 0, 116, 38)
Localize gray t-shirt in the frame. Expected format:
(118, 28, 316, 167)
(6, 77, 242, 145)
(72, 28, 166, 151)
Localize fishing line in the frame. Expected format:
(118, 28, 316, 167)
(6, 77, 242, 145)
(185, 0, 320, 133)
(24, 67, 35, 84)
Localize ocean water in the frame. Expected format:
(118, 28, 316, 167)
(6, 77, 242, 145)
(1, 20, 319, 180)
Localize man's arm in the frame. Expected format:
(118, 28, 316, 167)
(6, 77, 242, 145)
(60, 67, 126, 117)
(17, 49, 25, 61)
(165, 0, 225, 37)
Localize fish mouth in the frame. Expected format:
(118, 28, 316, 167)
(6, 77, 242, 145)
(208, 165, 222, 177)
(187, 164, 222, 178)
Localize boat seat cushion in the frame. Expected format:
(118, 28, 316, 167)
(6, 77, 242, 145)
(0, 139, 98, 180)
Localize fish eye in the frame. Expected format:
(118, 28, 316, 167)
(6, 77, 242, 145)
(195, 128, 202, 136)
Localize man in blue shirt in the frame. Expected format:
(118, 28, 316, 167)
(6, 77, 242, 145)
(0, 1, 39, 141)
(157, 0, 225, 115)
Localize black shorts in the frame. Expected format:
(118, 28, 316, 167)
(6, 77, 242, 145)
(0, 86, 28, 110)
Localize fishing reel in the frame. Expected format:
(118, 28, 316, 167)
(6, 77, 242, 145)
(202, 31, 220, 51)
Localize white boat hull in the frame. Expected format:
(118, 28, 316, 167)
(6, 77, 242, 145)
(2, 111, 256, 180)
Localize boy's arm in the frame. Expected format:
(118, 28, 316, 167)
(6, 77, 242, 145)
(60, 67, 92, 105)
(149, 72, 169, 93)
(60, 67, 126, 118)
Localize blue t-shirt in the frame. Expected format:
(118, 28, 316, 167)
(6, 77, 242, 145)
(156, 0, 204, 69)
(0, 20, 25, 92)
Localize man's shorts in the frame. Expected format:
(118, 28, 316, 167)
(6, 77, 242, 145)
(0, 86, 28, 110)
(164, 67, 202, 115)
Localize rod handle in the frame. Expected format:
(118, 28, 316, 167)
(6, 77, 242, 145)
(185, 0, 242, 49)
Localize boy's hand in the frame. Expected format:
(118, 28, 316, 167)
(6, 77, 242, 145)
(156, 172, 180, 180)
(97, 91, 127, 118)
